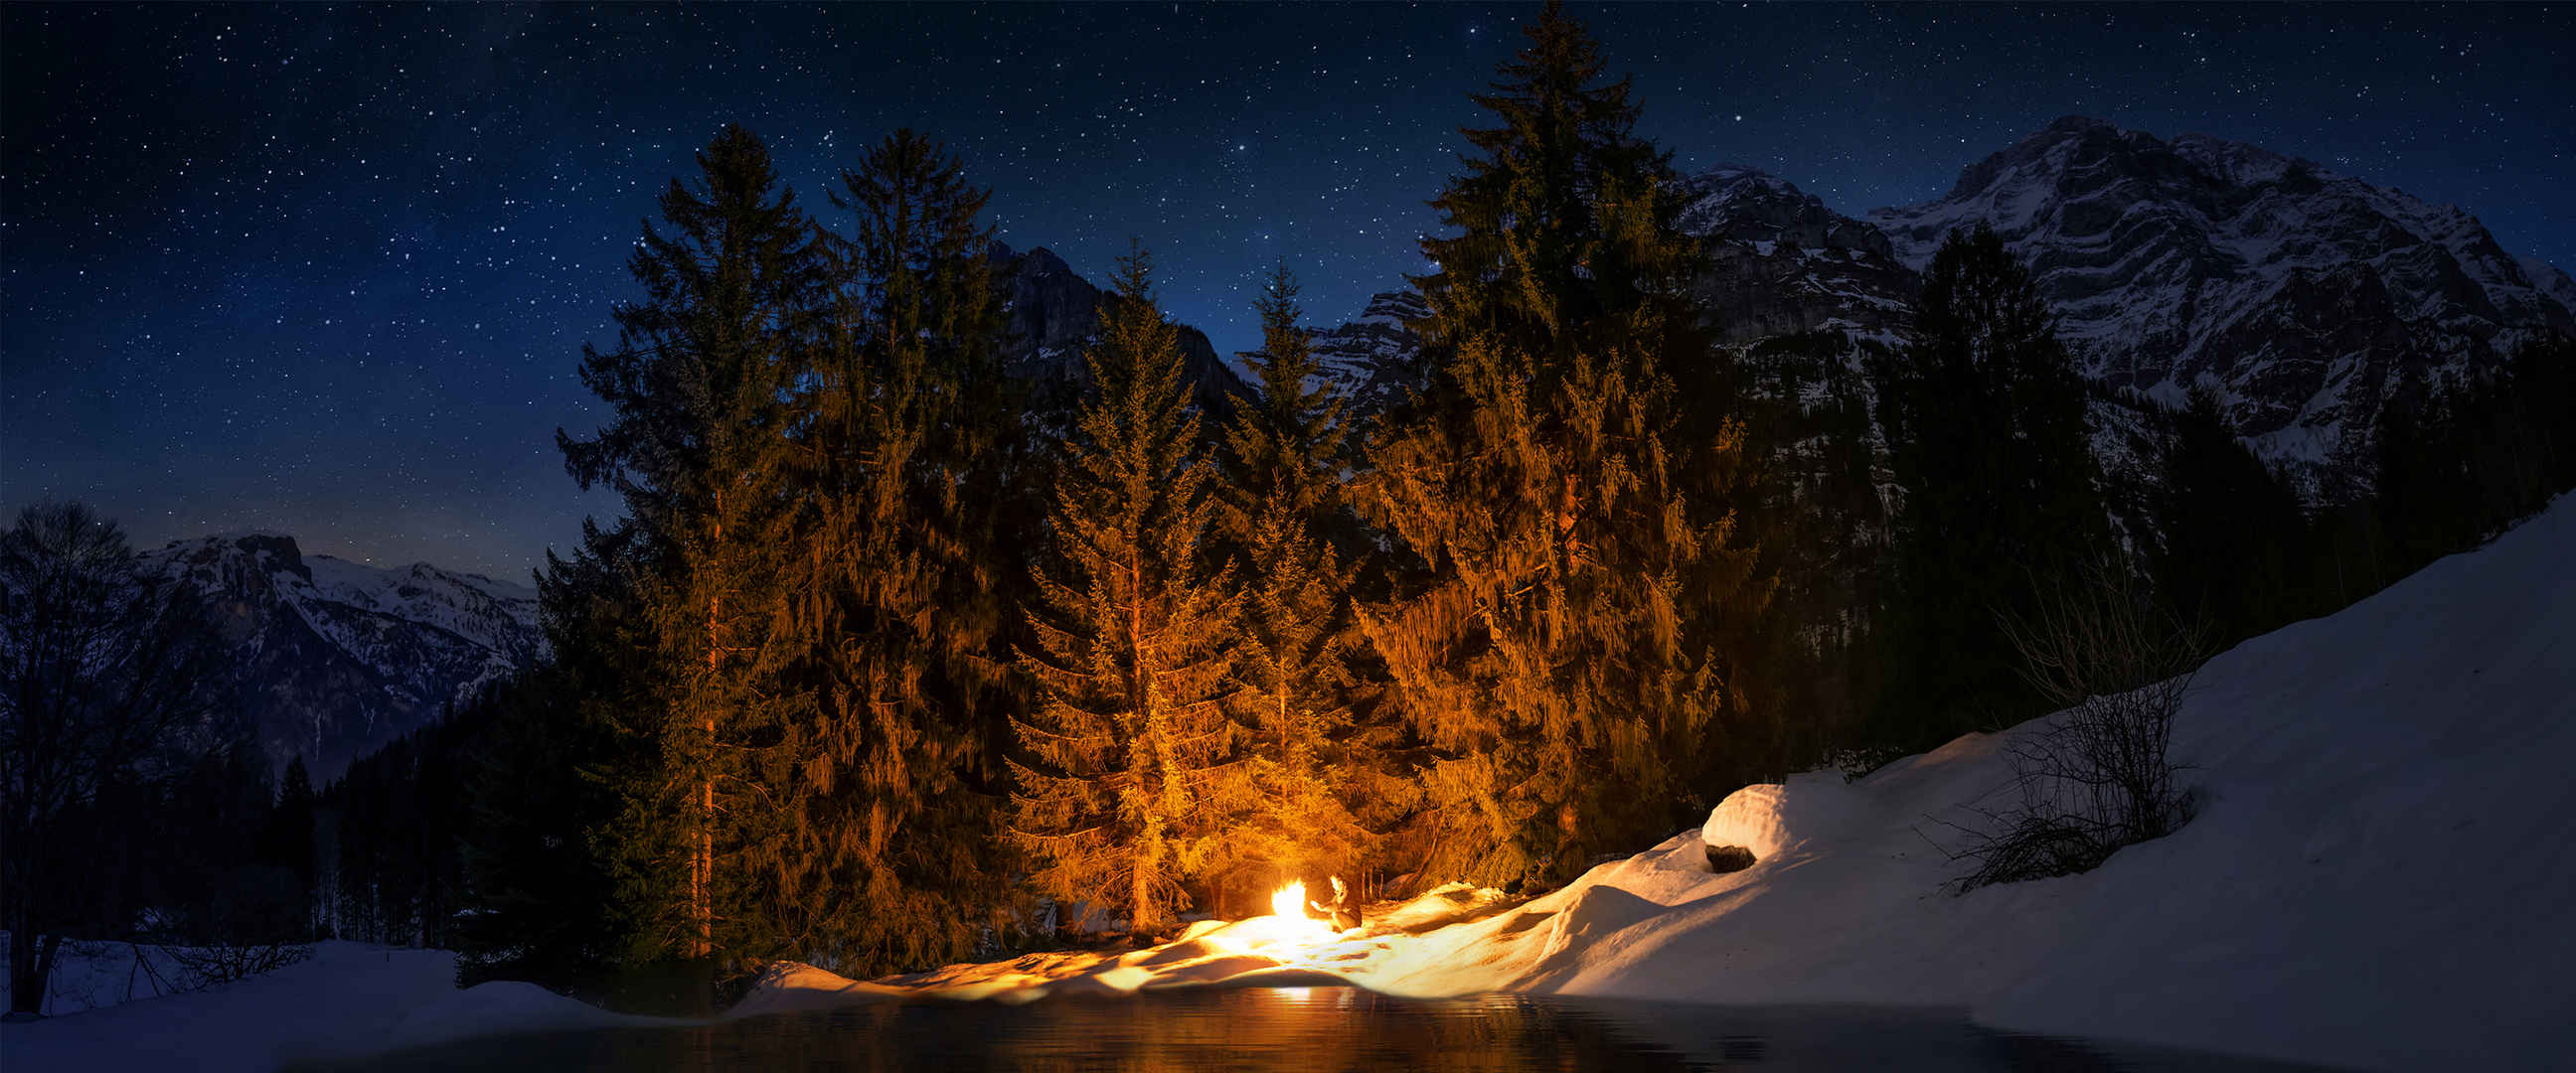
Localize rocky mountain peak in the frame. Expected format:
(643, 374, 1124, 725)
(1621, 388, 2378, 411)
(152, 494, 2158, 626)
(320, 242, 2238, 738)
(988, 240, 1249, 416)
(144, 535, 543, 782)
(1679, 164, 1894, 259)
(1673, 166, 1915, 346)
(1311, 290, 1433, 420)
(1870, 116, 2574, 474)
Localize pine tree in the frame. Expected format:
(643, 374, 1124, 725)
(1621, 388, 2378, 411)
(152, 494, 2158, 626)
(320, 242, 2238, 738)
(457, 528, 647, 988)
(2151, 388, 2305, 645)
(1361, 4, 1756, 891)
(1411, 0, 1705, 376)
(264, 754, 318, 937)
(1011, 246, 1240, 937)
(1212, 265, 1375, 902)
(1867, 224, 2107, 746)
(748, 130, 1019, 974)
(556, 124, 823, 963)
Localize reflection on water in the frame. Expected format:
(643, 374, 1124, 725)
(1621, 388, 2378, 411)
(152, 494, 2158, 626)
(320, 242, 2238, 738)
(304, 986, 2337, 1071)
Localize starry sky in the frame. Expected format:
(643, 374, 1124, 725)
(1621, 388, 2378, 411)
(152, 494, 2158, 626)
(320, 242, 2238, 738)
(6, 2, 2570, 580)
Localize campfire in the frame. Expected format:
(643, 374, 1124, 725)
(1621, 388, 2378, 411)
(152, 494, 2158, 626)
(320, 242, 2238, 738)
(1271, 880, 1312, 922)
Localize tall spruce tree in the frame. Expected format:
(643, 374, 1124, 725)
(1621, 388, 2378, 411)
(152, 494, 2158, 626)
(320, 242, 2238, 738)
(748, 130, 1018, 974)
(1867, 224, 2106, 747)
(2151, 388, 2305, 646)
(1363, 3, 1757, 891)
(457, 526, 650, 988)
(556, 124, 822, 962)
(1011, 246, 1241, 937)
(1213, 265, 1375, 902)
(1412, 1, 1701, 370)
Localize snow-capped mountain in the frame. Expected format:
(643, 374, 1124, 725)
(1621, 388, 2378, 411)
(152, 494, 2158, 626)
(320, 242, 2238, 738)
(1310, 116, 2574, 497)
(1680, 164, 1917, 349)
(146, 533, 543, 782)
(1868, 115, 2575, 475)
(1310, 289, 1431, 422)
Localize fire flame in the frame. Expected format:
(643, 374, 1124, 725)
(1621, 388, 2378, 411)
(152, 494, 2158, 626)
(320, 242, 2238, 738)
(1271, 879, 1310, 921)
(1196, 879, 1334, 958)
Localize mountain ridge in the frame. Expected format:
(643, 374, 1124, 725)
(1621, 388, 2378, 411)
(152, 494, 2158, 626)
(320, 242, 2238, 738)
(1304, 115, 2571, 495)
(145, 532, 543, 782)
(1865, 115, 2573, 476)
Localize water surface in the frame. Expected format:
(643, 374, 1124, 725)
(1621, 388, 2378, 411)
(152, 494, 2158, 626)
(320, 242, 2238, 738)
(307, 986, 2342, 1071)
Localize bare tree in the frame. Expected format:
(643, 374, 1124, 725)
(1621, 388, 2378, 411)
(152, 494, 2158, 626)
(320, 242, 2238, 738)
(1952, 553, 2210, 891)
(1, 503, 221, 1016)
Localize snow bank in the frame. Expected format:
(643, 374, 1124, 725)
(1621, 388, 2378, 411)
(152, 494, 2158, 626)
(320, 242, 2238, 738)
(724, 961, 908, 1017)
(0, 942, 670, 1072)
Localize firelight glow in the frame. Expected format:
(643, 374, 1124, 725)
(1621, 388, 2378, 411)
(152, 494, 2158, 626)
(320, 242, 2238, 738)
(1198, 881, 1340, 957)
(1271, 880, 1310, 922)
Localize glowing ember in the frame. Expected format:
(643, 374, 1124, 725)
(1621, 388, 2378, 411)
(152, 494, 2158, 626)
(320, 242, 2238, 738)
(1271, 880, 1311, 921)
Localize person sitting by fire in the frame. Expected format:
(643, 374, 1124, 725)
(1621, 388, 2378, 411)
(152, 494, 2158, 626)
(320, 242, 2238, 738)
(1309, 875, 1360, 932)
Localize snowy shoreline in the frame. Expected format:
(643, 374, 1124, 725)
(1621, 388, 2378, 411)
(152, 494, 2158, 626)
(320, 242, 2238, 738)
(9, 499, 2569, 1071)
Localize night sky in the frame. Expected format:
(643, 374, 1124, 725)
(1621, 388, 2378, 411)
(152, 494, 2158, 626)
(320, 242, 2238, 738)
(6, 3, 2570, 580)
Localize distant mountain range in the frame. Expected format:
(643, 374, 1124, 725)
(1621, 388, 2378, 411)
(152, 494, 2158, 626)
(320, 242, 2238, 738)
(1309, 115, 2575, 495)
(146, 533, 542, 783)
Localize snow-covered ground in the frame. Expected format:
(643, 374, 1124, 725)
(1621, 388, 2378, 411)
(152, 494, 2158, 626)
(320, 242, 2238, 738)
(10, 498, 2569, 1070)
(0, 942, 668, 1071)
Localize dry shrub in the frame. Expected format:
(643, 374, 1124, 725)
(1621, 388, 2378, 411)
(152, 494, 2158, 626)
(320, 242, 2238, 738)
(1951, 555, 2210, 892)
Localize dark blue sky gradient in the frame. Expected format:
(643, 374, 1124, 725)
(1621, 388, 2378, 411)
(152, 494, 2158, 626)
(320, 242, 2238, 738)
(6, 3, 2569, 578)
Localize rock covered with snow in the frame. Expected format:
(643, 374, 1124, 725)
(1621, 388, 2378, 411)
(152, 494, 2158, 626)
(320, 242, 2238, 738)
(1698, 772, 1872, 862)
(1311, 119, 2574, 500)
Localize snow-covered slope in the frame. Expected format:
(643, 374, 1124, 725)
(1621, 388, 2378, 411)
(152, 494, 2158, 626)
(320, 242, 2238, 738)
(749, 495, 2574, 1069)
(1869, 116, 2576, 474)
(146, 533, 543, 781)
(0, 941, 663, 1072)
(1383, 493, 2576, 1067)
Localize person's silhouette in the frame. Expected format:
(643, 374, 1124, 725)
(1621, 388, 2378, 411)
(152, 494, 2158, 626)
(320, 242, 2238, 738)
(1309, 875, 1360, 931)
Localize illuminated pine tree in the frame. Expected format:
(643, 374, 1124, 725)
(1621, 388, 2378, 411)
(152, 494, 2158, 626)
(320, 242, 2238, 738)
(1012, 246, 1239, 937)
(557, 124, 823, 962)
(1212, 265, 1375, 902)
(745, 130, 1019, 974)
(1362, 3, 1758, 891)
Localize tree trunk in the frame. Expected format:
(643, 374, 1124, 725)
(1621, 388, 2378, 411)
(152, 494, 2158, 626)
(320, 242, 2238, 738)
(695, 494, 723, 961)
(8, 923, 43, 1016)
